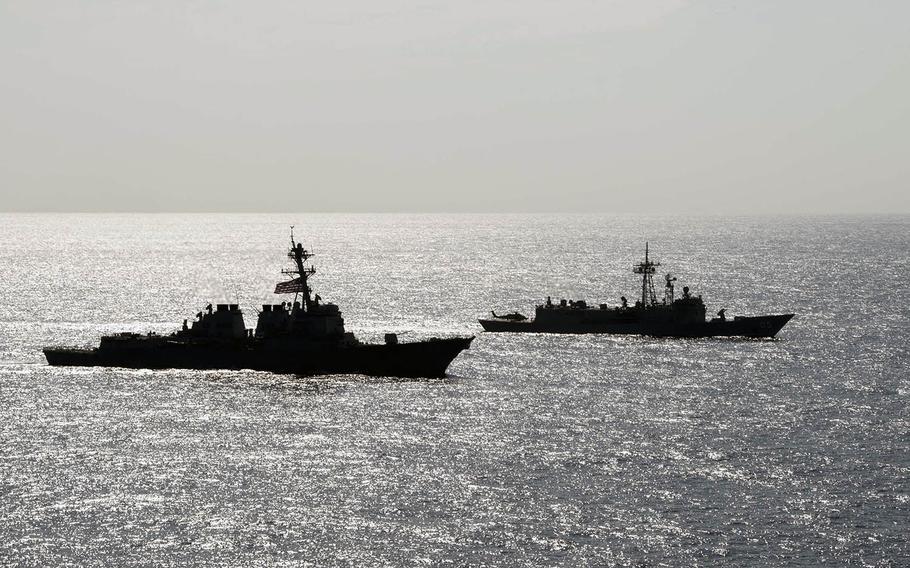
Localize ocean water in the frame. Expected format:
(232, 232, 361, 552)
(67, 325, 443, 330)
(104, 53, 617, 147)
(0, 213, 908, 566)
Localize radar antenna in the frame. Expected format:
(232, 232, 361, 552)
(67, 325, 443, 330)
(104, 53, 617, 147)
(664, 273, 677, 304)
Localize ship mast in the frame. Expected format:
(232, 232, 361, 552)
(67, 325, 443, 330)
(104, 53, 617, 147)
(633, 242, 660, 308)
(275, 226, 316, 310)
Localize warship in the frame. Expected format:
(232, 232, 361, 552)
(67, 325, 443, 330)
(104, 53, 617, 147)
(44, 230, 473, 377)
(480, 244, 793, 338)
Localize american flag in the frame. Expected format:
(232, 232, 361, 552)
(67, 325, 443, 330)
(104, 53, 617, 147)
(274, 278, 305, 294)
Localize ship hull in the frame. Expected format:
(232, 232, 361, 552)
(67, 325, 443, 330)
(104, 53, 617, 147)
(479, 314, 793, 338)
(44, 337, 474, 378)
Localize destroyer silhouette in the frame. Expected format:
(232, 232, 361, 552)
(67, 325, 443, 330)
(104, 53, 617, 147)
(45, 229, 473, 377)
(480, 244, 794, 338)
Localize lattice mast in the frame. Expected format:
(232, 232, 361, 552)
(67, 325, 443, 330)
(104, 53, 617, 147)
(633, 242, 660, 308)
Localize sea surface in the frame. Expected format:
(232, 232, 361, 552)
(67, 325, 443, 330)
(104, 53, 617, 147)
(1, 214, 908, 566)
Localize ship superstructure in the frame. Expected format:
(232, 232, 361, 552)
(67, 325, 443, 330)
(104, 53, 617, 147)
(252, 229, 352, 343)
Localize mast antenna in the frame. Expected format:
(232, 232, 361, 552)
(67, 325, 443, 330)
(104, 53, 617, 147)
(633, 242, 660, 308)
(275, 226, 316, 310)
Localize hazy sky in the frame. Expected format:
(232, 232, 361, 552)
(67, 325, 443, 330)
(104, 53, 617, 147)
(1, 1, 908, 213)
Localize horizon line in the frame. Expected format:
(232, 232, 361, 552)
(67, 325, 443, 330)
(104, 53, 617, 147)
(1, 210, 909, 217)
